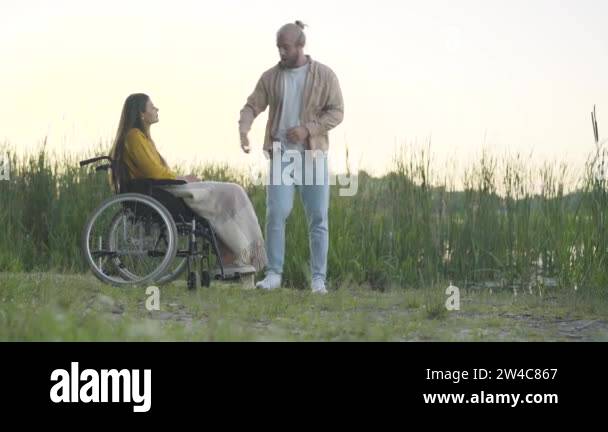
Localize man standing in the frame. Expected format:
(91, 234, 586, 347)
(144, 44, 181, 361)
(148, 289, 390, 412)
(239, 21, 344, 294)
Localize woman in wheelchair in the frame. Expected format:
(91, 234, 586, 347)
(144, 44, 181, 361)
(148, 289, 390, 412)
(108, 93, 267, 278)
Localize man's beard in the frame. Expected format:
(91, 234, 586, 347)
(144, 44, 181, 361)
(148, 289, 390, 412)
(282, 56, 298, 67)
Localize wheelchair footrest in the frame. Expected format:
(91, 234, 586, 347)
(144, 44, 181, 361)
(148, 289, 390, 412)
(210, 265, 256, 280)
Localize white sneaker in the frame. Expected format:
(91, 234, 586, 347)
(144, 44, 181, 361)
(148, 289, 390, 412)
(311, 279, 328, 294)
(256, 273, 282, 290)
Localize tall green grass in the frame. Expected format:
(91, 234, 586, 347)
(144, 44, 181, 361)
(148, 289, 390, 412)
(0, 140, 606, 298)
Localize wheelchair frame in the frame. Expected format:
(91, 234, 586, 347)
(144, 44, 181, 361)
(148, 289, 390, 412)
(79, 155, 237, 289)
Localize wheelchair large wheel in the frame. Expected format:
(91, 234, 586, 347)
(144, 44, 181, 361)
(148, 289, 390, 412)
(107, 213, 189, 286)
(82, 193, 178, 286)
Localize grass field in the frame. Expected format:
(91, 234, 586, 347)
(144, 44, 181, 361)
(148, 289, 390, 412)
(0, 142, 607, 341)
(2, 272, 607, 341)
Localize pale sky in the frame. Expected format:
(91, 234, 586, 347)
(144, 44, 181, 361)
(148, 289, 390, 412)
(1, 0, 607, 178)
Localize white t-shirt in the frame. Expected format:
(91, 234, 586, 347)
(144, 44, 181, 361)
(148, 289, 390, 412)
(276, 62, 310, 152)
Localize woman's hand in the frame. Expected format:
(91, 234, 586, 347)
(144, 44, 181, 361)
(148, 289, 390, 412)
(185, 174, 201, 183)
(177, 174, 201, 183)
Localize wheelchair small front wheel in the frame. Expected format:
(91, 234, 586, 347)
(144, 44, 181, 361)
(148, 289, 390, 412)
(201, 270, 211, 288)
(82, 193, 178, 286)
(187, 272, 198, 290)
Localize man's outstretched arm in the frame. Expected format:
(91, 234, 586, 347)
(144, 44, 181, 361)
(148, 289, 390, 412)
(239, 75, 269, 152)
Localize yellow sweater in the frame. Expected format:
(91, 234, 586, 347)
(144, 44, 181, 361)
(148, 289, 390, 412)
(124, 128, 176, 180)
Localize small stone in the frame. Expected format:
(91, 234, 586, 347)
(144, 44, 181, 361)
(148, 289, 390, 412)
(149, 311, 174, 320)
(87, 294, 122, 314)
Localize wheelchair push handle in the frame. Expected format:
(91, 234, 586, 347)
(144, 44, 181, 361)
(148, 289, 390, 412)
(79, 156, 113, 167)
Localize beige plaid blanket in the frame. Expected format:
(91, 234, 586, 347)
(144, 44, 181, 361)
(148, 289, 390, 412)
(161, 181, 267, 272)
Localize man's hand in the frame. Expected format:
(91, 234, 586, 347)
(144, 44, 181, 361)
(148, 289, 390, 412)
(240, 132, 251, 154)
(287, 126, 309, 144)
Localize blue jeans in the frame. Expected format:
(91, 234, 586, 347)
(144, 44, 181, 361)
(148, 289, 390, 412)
(265, 149, 330, 282)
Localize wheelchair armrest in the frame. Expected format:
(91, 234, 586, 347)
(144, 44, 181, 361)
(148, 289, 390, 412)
(145, 179, 188, 187)
(123, 178, 187, 195)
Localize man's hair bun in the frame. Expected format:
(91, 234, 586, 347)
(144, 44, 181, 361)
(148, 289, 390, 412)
(295, 20, 307, 29)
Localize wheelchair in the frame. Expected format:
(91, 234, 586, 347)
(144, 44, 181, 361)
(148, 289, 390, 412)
(79, 156, 250, 289)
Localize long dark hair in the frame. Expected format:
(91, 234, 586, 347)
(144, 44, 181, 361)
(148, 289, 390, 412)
(109, 93, 151, 193)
